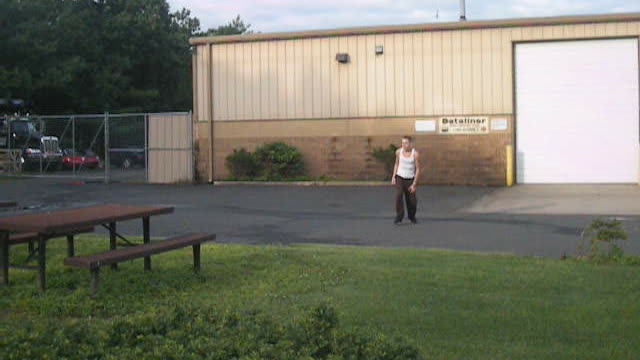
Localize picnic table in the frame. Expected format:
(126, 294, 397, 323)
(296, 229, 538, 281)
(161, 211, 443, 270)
(0, 204, 174, 292)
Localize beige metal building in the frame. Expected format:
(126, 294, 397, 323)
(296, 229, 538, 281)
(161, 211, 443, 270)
(190, 13, 640, 185)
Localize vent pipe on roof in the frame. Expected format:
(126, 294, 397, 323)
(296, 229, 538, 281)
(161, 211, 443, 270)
(460, 0, 467, 21)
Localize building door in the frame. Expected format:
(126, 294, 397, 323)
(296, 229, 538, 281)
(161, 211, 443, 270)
(515, 38, 639, 183)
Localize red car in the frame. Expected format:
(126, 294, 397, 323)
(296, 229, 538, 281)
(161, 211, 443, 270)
(62, 149, 101, 169)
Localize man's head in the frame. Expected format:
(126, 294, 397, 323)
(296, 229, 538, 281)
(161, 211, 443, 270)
(401, 136, 412, 151)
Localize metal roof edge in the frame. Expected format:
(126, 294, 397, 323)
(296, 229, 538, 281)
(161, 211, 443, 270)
(189, 12, 640, 45)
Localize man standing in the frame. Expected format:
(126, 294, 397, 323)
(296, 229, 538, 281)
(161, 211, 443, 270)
(391, 136, 420, 224)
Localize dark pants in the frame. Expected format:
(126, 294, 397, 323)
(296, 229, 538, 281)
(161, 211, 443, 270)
(395, 175, 417, 221)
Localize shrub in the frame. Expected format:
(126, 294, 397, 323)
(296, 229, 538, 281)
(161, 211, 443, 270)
(578, 218, 628, 263)
(225, 148, 261, 180)
(254, 142, 304, 180)
(372, 144, 398, 180)
(2, 304, 424, 360)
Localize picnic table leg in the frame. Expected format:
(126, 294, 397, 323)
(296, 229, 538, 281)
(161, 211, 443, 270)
(1, 231, 8, 285)
(67, 235, 75, 257)
(90, 268, 100, 298)
(28, 239, 34, 253)
(143, 217, 151, 271)
(109, 222, 118, 271)
(193, 244, 201, 272)
(38, 234, 47, 292)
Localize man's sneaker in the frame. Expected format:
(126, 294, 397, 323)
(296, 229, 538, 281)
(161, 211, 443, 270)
(409, 218, 417, 224)
(394, 219, 402, 225)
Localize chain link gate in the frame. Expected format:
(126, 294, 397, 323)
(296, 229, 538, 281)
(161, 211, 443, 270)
(0, 112, 193, 184)
(106, 113, 146, 183)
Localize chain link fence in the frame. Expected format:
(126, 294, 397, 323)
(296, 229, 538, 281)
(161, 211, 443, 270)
(0, 112, 192, 184)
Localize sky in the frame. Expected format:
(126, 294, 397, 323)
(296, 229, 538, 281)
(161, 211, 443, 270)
(167, 0, 640, 33)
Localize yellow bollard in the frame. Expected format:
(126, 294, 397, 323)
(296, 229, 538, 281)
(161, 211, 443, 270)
(506, 145, 514, 187)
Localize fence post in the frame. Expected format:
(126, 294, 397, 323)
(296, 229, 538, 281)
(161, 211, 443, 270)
(104, 112, 110, 184)
(189, 111, 194, 183)
(7, 119, 12, 174)
(144, 113, 148, 183)
(72, 115, 76, 177)
(38, 117, 43, 174)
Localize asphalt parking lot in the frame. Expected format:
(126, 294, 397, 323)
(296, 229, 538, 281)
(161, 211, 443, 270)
(1, 177, 639, 258)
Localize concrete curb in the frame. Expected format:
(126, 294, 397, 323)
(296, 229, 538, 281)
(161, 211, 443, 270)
(213, 180, 390, 186)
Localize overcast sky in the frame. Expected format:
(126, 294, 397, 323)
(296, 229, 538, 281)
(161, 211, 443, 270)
(167, 0, 640, 33)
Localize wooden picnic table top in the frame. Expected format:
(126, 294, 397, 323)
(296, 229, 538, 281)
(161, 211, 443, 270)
(0, 204, 174, 234)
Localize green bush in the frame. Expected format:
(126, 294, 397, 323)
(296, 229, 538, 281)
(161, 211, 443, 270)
(2, 304, 423, 360)
(372, 144, 399, 180)
(578, 218, 628, 263)
(254, 142, 305, 180)
(225, 143, 305, 181)
(225, 148, 261, 180)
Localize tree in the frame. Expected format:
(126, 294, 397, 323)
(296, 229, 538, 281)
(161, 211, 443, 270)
(201, 15, 253, 36)
(0, 0, 252, 114)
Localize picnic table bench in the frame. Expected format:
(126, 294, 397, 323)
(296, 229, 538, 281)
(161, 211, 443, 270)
(0, 204, 174, 291)
(65, 233, 215, 297)
(9, 226, 94, 259)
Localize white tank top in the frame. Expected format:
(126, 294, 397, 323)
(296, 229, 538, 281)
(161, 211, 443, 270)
(396, 148, 416, 179)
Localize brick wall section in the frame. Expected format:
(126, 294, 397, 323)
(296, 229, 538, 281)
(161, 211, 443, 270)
(195, 127, 512, 186)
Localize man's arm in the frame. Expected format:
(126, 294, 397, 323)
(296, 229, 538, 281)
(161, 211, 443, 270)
(391, 149, 400, 184)
(410, 151, 420, 192)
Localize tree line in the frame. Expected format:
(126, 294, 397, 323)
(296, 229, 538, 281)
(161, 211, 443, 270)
(0, 0, 252, 114)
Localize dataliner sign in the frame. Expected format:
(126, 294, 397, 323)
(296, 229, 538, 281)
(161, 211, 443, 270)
(439, 116, 489, 134)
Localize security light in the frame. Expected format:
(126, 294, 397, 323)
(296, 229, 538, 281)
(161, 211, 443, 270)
(335, 53, 350, 63)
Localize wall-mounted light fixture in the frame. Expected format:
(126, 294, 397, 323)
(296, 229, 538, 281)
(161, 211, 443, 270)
(335, 53, 350, 63)
(375, 45, 384, 55)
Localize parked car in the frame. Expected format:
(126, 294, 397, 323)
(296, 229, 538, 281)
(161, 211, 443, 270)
(109, 148, 145, 169)
(62, 149, 101, 169)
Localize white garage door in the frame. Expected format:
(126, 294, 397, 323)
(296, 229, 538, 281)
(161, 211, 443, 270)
(515, 38, 639, 183)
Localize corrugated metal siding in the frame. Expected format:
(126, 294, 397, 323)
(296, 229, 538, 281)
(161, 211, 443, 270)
(148, 114, 194, 184)
(195, 21, 640, 122)
(195, 45, 211, 123)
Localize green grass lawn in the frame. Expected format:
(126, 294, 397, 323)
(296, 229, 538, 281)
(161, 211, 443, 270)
(1, 237, 639, 359)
